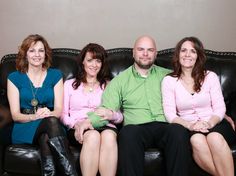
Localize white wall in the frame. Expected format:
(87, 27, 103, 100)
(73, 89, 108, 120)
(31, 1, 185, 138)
(0, 0, 236, 59)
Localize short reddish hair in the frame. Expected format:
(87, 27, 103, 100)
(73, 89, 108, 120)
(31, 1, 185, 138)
(16, 34, 52, 72)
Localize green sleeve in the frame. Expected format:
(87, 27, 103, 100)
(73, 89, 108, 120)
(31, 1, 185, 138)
(101, 76, 122, 111)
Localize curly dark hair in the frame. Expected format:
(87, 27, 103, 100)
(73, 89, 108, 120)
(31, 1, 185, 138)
(72, 43, 112, 90)
(169, 36, 207, 92)
(16, 34, 52, 72)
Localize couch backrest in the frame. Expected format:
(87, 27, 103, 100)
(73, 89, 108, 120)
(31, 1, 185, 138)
(1, 48, 236, 119)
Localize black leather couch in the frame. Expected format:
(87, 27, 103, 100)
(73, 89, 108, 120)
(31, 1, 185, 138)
(1, 48, 236, 176)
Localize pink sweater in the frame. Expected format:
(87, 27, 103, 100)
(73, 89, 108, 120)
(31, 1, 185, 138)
(61, 79, 123, 129)
(161, 71, 226, 123)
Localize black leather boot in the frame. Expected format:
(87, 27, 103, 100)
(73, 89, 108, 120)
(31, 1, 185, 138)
(48, 136, 78, 176)
(41, 155, 56, 176)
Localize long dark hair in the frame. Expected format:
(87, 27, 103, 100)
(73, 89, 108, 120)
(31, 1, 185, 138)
(169, 36, 207, 92)
(72, 43, 112, 90)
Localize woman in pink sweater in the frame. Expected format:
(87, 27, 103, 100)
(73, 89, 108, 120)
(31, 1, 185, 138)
(162, 37, 236, 176)
(61, 43, 123, 176)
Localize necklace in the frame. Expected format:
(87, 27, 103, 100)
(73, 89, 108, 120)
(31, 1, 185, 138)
(87, 81, 98, 92)
(27, 71, 43, 112)
(89, 87, 93, 92)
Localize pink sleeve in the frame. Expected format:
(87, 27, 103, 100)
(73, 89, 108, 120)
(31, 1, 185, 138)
(60, 80, 75, 128)
(111, 110, 123, 124)
(161, 76, 178, 122)
(208, 72, 226, 120)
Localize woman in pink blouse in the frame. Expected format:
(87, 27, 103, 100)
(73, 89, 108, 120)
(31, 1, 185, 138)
(162, 37, 236, 176)
(61, 43, 123, 176)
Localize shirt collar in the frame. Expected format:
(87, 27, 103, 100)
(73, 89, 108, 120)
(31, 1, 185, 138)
(132, 64, 155, 78)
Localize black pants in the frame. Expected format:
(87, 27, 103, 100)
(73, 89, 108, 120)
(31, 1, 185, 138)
(118, 122, 191, 176)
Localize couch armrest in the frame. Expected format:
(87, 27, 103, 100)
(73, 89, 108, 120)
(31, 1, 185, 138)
(0, 105, 12, 175)
(0, 105, 12, 129)
(0, 145, 3, 175)
(0, 145, 5, 175)
(227, 93, 236, 124)
(0, 122, 13, 175)
(0, 104, 12, 146)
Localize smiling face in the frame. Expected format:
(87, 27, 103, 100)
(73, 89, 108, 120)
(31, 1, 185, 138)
(179, 41, 198, 69)
(83, 52, 102, 78)
(133, 36, 157, 70)
(26, 41, 45, 68)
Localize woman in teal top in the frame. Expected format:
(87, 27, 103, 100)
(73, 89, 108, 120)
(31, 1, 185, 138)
(8, 68, 61, 144)
(7, 34, 77, 176)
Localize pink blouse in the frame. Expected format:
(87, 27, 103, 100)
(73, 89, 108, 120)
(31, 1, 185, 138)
(61, 79, 123, 129)
(161, 71, 226, 123)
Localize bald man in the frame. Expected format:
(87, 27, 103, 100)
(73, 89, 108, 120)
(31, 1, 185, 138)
(99, 36, 191, 176)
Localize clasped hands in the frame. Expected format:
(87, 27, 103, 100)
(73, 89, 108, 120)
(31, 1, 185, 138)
(34, 107, 51, 119)
(188, 120, 212, 133)
(74, 107, 113, 144)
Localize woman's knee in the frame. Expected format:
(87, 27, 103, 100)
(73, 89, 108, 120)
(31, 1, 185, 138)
(101, 130, 117, 147)
(44, 116, 59, 125)
(190, 133, 209, 151)
(83, 130, 101, 146)
(40, 117, 65, 137)
(207, 132, 227, 149)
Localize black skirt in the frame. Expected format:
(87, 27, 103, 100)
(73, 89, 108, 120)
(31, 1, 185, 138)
(190, 119, 236, 145)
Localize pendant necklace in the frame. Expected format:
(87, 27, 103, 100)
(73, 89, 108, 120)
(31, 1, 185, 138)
(89, 87, 93, 92)
(27, 71, 42, 113)
(87, 81, 97, 92)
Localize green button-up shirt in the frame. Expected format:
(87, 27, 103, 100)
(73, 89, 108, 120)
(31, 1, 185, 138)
(102, 65, 171, 125)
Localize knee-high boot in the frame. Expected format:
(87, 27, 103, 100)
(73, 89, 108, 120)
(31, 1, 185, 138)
(41, 155, 56, 176)
(38, 133, 56, 176)
(48, 136, 78, 176)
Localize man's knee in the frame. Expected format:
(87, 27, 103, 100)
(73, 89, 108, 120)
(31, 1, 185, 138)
(118, 125, 142, 145)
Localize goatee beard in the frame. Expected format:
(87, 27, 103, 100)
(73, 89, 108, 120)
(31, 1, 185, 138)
(135, 60, 153, 69)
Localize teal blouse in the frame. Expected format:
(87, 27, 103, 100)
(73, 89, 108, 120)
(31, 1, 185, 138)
(8, 68, 62, 144)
